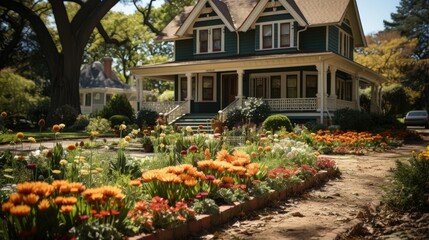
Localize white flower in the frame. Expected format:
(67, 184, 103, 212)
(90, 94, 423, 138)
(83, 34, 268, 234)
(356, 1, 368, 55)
(59, 123, 66, 129)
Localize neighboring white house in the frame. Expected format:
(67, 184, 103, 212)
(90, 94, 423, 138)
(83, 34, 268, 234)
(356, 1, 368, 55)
(79, 57, 136, 115)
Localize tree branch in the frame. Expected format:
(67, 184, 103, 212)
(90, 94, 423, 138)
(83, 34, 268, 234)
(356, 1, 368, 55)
(133, 0, 162, 36)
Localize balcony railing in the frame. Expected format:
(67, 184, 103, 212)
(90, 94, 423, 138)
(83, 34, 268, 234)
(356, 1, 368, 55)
(326, 98, 356, 111)
(264, 98, 318, 111)
(141, 101, 183, 114)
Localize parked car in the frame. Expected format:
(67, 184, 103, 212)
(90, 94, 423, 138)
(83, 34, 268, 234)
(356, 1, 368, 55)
(404, 110, 429, 128)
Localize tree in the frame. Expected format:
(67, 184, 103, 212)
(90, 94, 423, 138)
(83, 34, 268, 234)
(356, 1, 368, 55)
(0, 68, 43, 115)
(0, 0, 121, 120)
(384, 0, 429, 59)
(400, 60, 429, 109)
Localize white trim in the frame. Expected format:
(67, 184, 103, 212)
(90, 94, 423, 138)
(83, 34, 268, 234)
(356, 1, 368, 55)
(249, 71, 301, 98)
(176, 0, 208, 36)
(277, 0, 307, 26)
(303, 71, 318, 98)
(338, 29, 351, 58)
(198, 73, 217, 102)
(257, 19, 295, 50)
(195, 25, 225, 54)
(277, 20, 295, 48)
(261, 10, 289, 17)
(195, 16, 221, 22)
(208, 1, 235, 32)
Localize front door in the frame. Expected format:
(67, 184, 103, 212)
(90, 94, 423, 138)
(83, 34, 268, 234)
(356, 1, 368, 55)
(222, 74, 238, 109)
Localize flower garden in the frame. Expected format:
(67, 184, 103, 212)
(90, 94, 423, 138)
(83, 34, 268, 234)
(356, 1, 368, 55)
(0, 115, 415, 239)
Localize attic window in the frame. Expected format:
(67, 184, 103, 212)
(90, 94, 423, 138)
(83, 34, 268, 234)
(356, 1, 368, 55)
(262, 25, 273, 49)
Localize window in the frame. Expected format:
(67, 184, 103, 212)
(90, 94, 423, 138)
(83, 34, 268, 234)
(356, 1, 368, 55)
(262, 25, 273, 49)
(253, 77, 267, 98)
(196, 27, 224, 54)
(212, 28, 222, 52)
(202, 76, 214, 101)
(286, 75, 298, 98)
(270, 76, 281, 98)
(339, 30, 351, 58)
(305, 75, 318, 98)
(280, 23, 291, 47)
(85, 93, 92, 106)
(199, 29, 208, 53)
(180, 77, 196, 101)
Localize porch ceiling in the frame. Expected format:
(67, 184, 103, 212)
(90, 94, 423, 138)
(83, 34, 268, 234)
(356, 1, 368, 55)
(130, 52, 388, 84)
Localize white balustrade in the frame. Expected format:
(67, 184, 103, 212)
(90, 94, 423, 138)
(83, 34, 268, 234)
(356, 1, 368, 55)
(165, 101, 188, 125)
(264, 98, 318, 111)
(141, 101, 183, 114)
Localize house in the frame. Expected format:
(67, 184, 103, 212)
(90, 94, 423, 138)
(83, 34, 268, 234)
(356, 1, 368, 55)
(130, 0, 386, 125)
(80, 57, 136, 115)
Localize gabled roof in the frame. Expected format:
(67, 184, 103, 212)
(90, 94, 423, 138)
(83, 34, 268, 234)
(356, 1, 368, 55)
(79, 62, 130, 89)
(159, 0, 366, 46)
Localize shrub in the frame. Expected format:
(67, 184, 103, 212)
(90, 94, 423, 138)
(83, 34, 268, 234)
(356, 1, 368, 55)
(53, 104, 79, 126)
(224, 109, 244, 129)
(27, 97, 50, 123)
(69, 114, 90, 131)
(333, 108, 373, 131)
(242, 97, 270, 125)
(136, 108, 158, 128)
(109, 115, 131, 127)
(158, 90, 174, 102)
(99, 94, 135, 122)
(384, 152, 429, 211)
(86, 117, 111, 133)
(304, 121, 327, 132)
(262, 114, 293, 132)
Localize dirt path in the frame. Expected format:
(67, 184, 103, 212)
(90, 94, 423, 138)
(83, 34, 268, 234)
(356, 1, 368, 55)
(195, 141, 428, 240)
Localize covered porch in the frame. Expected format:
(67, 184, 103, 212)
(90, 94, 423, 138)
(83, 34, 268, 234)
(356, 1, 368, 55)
(130, 52, 386, 125)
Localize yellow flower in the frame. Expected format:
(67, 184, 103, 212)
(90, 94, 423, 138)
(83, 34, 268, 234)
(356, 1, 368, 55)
(59, 123, 66, 129)
(124, 136, 131, 142)
(1, 111, 7, 118)
(60, 159, 68, 166)
(80, 170, 90, 175)
(38, 199, 50, 211)
(52, 170, 61, 174)
(119, 124, 127, 131)
(60, 205, 74, 214)
(91, 131, 99, 137)
(24, 193, 40, 205)
(16, 132, 24, 139)
(28, 137, 36, 143)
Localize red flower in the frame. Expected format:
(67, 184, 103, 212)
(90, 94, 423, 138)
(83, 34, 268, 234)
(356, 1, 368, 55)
(188, 144, 198, 153)
(180, 150, 187, 155)
(198, 125, 204, 129)
(38, 119, 45, 127)
(205, 175, 215, 181)
(78, 215, 89, 221)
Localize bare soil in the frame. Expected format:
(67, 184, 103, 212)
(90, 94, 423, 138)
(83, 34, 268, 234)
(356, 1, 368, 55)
(194, 139, 428, 240)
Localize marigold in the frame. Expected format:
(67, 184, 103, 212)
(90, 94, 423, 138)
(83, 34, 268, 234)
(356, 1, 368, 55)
(9, 193, 23, 204)
(129, 180, 142, 186)
(67, 144, 76, 151)
(184, 178, 198, 187)
(124, 136, 131, 142)
(62, 197, 78, 205)
(1, 111, 7, 118)
(222, 176, 235, 184)
(60, 205, 74, 214)
(10, 205, 31, 217)
(38, 199, 50, 211)
(216, 150, 229, 161)
(24, 193, 40, 205)
(52, 124, 61, 132)
(16, 132, 24, 139)
(2, 201, 14, 213)
(28, 137, 36, 143)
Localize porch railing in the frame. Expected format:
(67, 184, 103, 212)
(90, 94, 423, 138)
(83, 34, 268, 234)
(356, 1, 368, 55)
(141, 101, 183, 114)
(219, 98, 242, 122)
(326, 98, 356, 111)
(264, 98, 317, 111)
(165, 100, 188, 125)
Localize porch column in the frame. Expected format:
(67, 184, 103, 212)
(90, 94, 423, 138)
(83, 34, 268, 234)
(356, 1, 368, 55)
(236, 69, 244, 106)
(329, 67, 337, 99)
(316, 62, 328, 124)
(185, 72, 193, 114)
(351, 75, 357, 110)
(356, 75, 361, 111)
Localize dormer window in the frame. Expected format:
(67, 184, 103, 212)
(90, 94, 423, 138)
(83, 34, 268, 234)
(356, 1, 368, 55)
(258, 20, 294, 50)
(339, 30, 351, 58)
(196, 26, 224, 54)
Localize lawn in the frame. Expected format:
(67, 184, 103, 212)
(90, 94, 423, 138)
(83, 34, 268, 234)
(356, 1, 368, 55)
(0, 131, 114, 144)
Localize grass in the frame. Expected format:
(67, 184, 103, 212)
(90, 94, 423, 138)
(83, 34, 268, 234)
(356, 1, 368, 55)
(0, 131, 114, 144)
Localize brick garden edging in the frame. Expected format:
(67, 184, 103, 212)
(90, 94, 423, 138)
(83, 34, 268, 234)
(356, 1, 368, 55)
(129, 168, 340, 240)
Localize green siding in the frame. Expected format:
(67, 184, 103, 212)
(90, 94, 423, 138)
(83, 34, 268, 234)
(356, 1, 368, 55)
(175, 39, 194, 61)
(257, 13, 293, 23)
(299, 27, 326, 51)
(240, 30, 256, 55)
(255, 26, 260, 50)
(193, 19, 224, 27)
(328, 26, 339, 53)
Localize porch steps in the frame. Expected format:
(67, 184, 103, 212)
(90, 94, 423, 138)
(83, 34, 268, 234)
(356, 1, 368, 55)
(172, 113, 216, 134)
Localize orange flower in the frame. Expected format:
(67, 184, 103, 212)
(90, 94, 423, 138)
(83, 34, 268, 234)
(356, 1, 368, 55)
(205, 148, 211, 160)
(216, 150, 229, 161)
(184, 178, 198, 187)
(264, 146, 272, 152)
(67, 144, 76, 151)
(9, 193, 23, 205)
(124, 136, 131, 142)
(60, 205, 74, 214)
(16, 182, 33, 195)
(38, 199, 50, 211)
(24, 193, 40, 205)
(52, 124, 61, 132)
(54, 196, 64, 205)
(1, 111, 7, 118)
(62, 197, 78, 205)
(129, 179, 142, 187)
(10, 205, 31, 217)
(15, 132, 24, 139)
(2, 202, 14, 213)
(222, 176, 235, 184)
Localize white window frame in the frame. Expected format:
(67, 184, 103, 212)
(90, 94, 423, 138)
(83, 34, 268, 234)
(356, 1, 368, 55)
(249, 72, 301, 98)
(339, 30, 351, 58)
(178, 75, 197, 101)
(85, 93, 92, 107)
(257, 20, 295, 50)
(197, 73, 217, 102)
(303, 71, 318, 98)
(195, 25, 225, 54)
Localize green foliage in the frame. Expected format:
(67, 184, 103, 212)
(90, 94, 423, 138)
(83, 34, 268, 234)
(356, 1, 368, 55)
(69, 114, 90, 131)
(333, 108, 373, 131)
(304, 121, 327, 132)
(100, 94, 135, 122)
(109, 115, 131, 127)
(192, 198, 219, 215)
(27, 97, 50, 123)
(158, 90, 174, 102)
(86, 117, 111, 133)
(214, 188, 249, 205)
(0, 68, 43, 115)
(136, 108, 158, 128)
(384, 156, 429, 211)
(242, 97, 271, 125)
(382, 83, 412, 116)
(224, 109, 244, 129)
(360, 88, 371, 112)
(70, 222, 123, 240)
(262, 114, 293, 132)
(249, 181, 272, 197)
(53, 104, 79, 127)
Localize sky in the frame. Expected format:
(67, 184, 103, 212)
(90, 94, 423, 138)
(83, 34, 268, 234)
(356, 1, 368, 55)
(112, 0, 401, 35)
